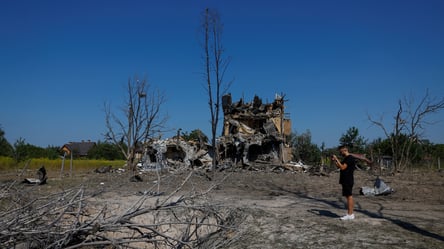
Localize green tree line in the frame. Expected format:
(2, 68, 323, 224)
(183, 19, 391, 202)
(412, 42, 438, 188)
(289, 126, 444, 169)
(0, 127, 124, 163)
(1, 125, 443, 171)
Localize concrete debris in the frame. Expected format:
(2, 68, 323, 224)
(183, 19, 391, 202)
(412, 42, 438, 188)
(290, 160, 311, 171)
(136, 93, 294, 171)
(137, 137, 213, 170)
(129, 175, 143, 182)
(219, 93, 292, 167)
(115, 168, 126, 173)
(23, 166, 47, 185)
(94, 165, 112, 173)
(360, 177, 394, 196)
(94, 166, 126, 174)
(136, 190, 164, 196)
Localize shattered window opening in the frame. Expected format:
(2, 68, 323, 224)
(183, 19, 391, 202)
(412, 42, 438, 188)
(220, 93, 292, 167)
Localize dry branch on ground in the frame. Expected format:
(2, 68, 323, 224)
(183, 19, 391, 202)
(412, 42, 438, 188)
(0, 170, 242, 249)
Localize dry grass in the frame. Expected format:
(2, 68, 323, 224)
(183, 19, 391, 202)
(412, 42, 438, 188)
(0, 157, 125, 171)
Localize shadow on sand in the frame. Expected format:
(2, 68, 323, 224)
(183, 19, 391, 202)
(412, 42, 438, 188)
(270, 183, 444, 242)
(307, 209, 340, 218)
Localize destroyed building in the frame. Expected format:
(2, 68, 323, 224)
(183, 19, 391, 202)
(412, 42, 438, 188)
(137, 93, 292, 170)
(219, 93, 292, 166)
(139, 138, 212, 169)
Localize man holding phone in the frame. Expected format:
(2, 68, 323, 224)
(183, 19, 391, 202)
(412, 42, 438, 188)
(332, 145, 356, 220)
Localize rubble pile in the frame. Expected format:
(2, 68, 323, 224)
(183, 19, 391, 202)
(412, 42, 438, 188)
(218, 93, 292, 167)
(137, 137, 213, 170)
(360, 177, 394, 196)
(137, 93, 293, 171)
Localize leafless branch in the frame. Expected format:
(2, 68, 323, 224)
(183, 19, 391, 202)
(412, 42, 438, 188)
(368, 89, 444, 172)
(0, 170, 242, 248)
(104, 77, 167, 171)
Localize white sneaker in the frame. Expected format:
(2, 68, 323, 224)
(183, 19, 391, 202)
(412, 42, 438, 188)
(340, 213, 355, 220)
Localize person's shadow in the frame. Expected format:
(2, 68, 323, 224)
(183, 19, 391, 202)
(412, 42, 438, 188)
(269, 182, 444, 242)
(308, 209, 340, 218)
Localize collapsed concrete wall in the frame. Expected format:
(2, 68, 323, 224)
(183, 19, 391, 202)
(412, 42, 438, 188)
(219, 93, 292, 166)
(138, 137, 213, 170)
(138, 93, 292, 170)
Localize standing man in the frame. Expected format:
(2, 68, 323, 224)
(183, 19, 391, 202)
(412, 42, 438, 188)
(332, 145, 356, 220)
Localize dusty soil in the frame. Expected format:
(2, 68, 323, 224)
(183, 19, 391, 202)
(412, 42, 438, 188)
(2, 166, 444, 248)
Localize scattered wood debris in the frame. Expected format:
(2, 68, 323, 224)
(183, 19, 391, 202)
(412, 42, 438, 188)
(1, 171, 242, 248)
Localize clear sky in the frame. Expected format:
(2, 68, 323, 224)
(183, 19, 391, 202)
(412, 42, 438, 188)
(1, 0, 443, 148)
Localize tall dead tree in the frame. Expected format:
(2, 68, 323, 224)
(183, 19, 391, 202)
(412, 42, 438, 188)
(368, 90, 444, 172)
(105, 77, 167, 171)
(200, 8, 232, 170)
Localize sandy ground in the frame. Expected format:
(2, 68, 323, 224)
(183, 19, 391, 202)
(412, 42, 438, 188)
(207, 169, 444, 249)
(2, 166, 444, 248)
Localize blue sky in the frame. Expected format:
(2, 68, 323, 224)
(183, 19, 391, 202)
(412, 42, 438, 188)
(1, 0, 443, 148)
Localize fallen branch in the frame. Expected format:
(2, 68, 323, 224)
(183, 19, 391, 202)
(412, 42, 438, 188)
(0, 170, 243, 248)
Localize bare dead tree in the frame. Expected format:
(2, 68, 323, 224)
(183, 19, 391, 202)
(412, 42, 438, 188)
(105, 77, 167, 171)
(200, 8, 232, 171)
(368, 90, 444, 172)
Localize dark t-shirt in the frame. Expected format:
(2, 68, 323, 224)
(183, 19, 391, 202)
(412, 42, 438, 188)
(339, 155, 356, 185)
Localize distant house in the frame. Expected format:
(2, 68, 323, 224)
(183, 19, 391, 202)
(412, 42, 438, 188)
(60, 140, 96, 157)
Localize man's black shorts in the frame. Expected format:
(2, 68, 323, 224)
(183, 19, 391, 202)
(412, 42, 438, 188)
(342, 183, 353, 196)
